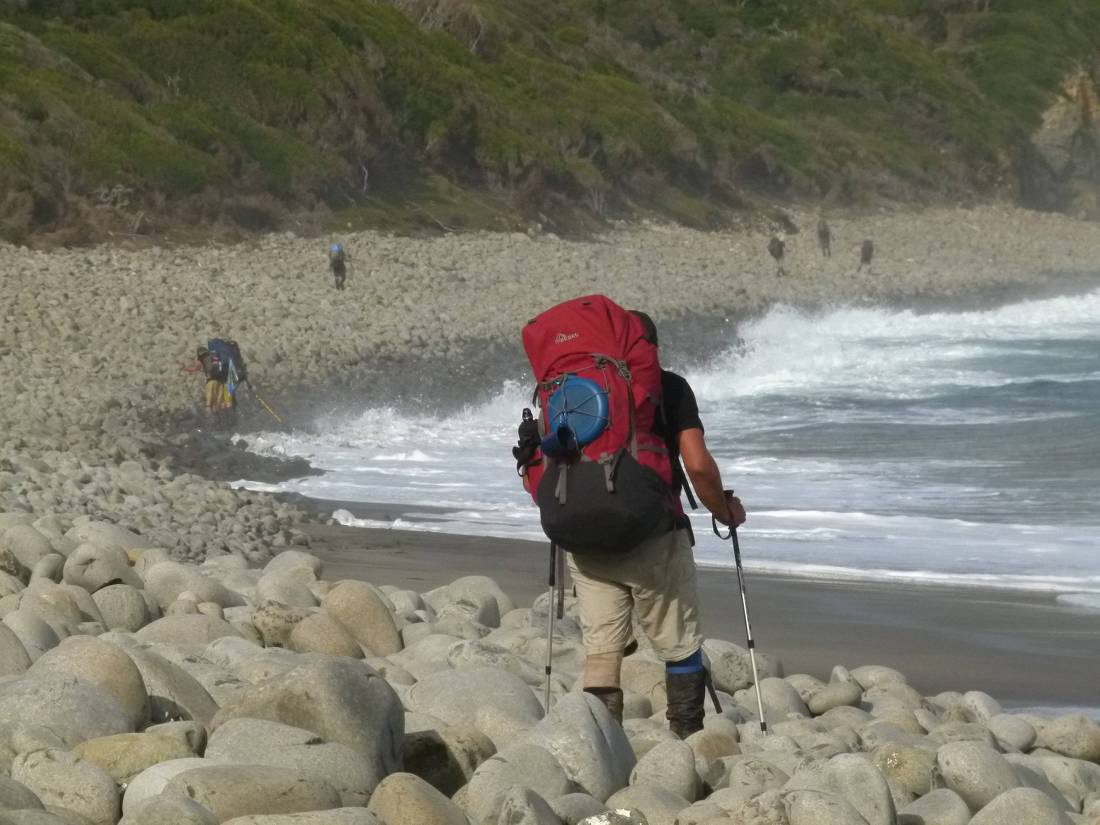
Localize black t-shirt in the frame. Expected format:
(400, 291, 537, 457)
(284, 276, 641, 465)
(653, 369, 703, 509)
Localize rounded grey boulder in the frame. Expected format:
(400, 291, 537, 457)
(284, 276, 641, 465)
(550, 793, 606, 825)
(207, 718, 378, 805)
(785, 788, 871, 825)
(1, 525, 53, 571)
(488, 786, 560, 825)
(0, 775, 44, 810)
(30, 637, 148, 729)
(850, 665, 908, 689)
(256, 569, 319, 609)
(629, 739, 698, 802)
(124, 647, 219, 726)
(142, 561, 244, 610)
(402, 724, 496, 797)
(871, 743, 937, 797)
(897, 788, 970, 825)
(0, 623, 31, 676)
(118, 796, 218, 825)
(528, 692, 636, 802)
(605, 784, 689, 825)
(366, 772, 468, 825)
(64, 521, 149, 552)
(135, 614, 243, 644)
(466, 743, 572, 824)
(405, 666, 543, 738)
(163, 764, 342, 822)
(211, 656, 402, 789)
(1036, 714, 1100, 763)
(2, 610, 61, 661)
(321, 581, 402, 656)
(252, 603, 310, 648)
(91, 584, 150, 632)
(263, 551, 324, 578)
(12, 748, 120, 825)
(784, 753, 895, 825)
(988, 714, 1038, 752)
(735, 677, 809, 723)
(287, 613, 363, 659)
(936, 740, 1022, 811)
(62, 544, 141, 592)
(73, 729, 200, 785)
(0, 672, 134, 747)
(968, 787, 1075, 825)
(808, 680, 863, 715)
(121, 757, 209, 816)
(221, 811, 382, 824)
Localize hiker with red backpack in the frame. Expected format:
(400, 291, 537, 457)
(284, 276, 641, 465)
(516, 296, 745, 738)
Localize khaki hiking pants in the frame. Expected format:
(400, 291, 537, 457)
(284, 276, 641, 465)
(567, 527, 703, 663)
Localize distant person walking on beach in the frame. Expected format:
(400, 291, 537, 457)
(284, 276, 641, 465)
(329, 243, 349, 290)
(517, 298, 745, 739)
(181, 346, 235, 414)
(818, 220, 832, 258)
(858, 239, 875, 273)
(768, 235, 787, 277)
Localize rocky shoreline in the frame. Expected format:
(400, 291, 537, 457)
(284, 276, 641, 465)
(3, 206, 1100, 823)
(0, 536, 1098, 824)
(4, 204, 1100, 567)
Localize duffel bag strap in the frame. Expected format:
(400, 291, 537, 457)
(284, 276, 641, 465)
(601, 450, 625, 493)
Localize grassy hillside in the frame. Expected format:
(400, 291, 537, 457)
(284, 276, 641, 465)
(1, 0, 1098, 242)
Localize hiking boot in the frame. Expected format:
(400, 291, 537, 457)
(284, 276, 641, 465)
(584, 687, 624, 724)
(665, 670, 706, 739)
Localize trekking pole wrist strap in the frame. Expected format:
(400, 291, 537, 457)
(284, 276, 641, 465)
(711, 490, 737, 539)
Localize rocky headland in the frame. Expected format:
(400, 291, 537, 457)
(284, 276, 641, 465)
(2, 207, 1100, 824)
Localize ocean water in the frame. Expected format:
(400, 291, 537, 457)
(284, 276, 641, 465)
(238, 287, 1100, 601)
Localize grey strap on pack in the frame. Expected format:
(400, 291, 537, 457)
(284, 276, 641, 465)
(555, 465, 568, 505)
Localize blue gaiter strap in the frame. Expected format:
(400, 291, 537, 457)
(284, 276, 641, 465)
(666, 649, 704, 675)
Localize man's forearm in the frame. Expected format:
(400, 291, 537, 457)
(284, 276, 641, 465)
(686, 453, 729, 522)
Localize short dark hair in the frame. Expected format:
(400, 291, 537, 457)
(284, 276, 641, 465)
(630, 310, 658, 347)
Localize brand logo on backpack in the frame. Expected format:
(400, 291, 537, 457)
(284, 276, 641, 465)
(554, 332, 579, 344)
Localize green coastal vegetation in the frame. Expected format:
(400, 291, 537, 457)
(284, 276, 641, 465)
(1, 0, 1098, 242)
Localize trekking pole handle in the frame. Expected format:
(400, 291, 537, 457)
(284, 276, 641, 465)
(711, 490, 739, 541)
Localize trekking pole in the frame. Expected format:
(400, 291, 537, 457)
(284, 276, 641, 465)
(712, 501, 768, 735)
(246, 382, 284, 425)
(543, 542, 558, 710)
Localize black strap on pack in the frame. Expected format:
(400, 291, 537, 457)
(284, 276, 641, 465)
(657, 399, 699, 510)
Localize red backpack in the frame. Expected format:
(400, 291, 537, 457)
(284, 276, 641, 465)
(521, 295, 676, 554)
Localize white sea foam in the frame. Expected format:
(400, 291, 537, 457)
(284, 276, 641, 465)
(239, 288, 1100, 595)
(1055, 593, 1100, 611)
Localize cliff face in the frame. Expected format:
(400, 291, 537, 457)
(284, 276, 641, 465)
(1028, 65, 1100, 218)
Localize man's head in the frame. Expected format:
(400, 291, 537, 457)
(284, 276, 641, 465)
(196, 346, 209, 359)
(630, 310, 658, 347)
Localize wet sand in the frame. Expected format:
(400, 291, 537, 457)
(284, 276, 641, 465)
(304, 515, 1100, 708)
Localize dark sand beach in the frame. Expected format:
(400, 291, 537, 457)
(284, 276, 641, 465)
(304, 512, 1100, 710)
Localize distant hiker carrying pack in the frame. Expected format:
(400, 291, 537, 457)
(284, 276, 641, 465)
(515, 295, 746, 738)
(181, 339, 246, 415)
(329, 243, 349, 291)
(207, 338, 247, 398)
(768, 235, 787, 277)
